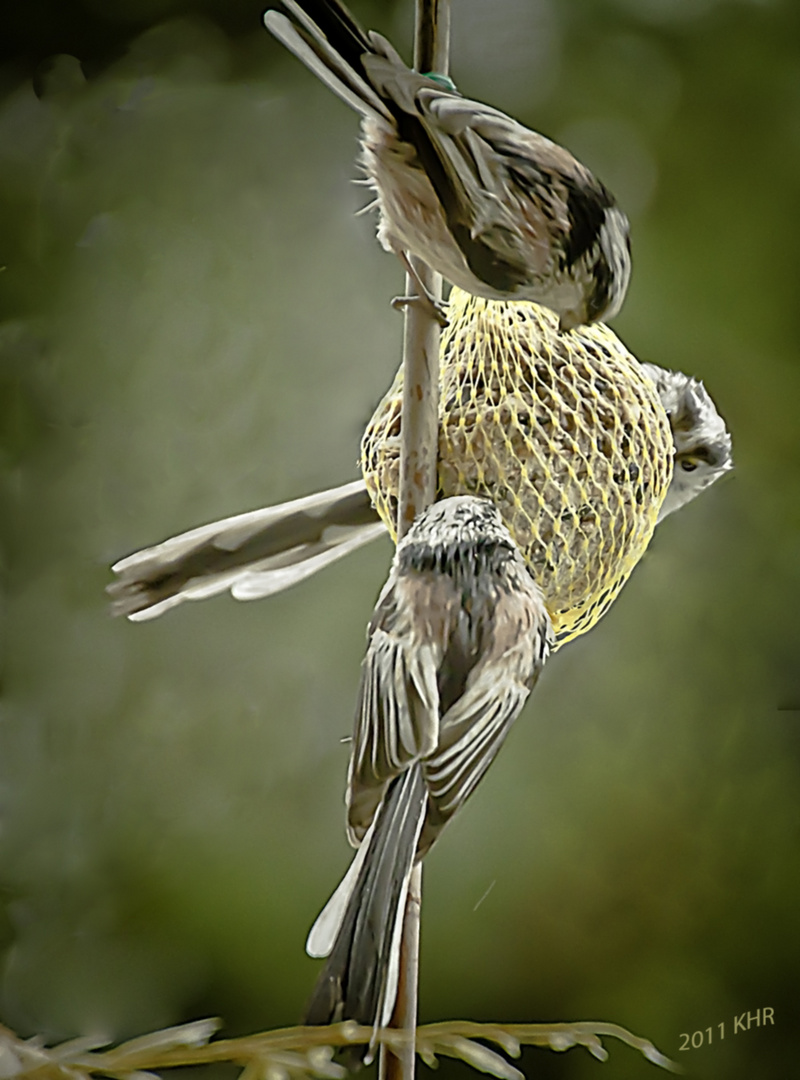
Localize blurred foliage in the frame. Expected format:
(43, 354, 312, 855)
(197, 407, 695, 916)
(1, 1, 799, 1079)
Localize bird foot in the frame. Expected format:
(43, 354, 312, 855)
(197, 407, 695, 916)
(390, 291, 449, 326)
(392, 249, 449, 325)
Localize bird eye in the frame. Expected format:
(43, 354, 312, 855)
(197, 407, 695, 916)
(680, 458, 698, 472)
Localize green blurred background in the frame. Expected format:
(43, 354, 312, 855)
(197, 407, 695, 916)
(2, 0, 799, 1077)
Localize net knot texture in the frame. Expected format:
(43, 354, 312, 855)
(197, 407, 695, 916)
(361, 289, 673, 647)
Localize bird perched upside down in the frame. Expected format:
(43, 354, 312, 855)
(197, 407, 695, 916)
(640, 361, 733, 521)
(107, 291, 732, 630)
(301, 496, 552, 1045)
(263, 0, 631, 330)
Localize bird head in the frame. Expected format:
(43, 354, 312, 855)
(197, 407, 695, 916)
(641, 363, 734, 522)
(558, 205, 632, 332)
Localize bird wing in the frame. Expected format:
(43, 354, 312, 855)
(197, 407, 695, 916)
(425, 96, 606, 274)
(426, 94, 619, 261)
(347, 570, 458, 842)
(358, 52, 533, 278)
(361, 52, 558, 289)
(365, 44, 613, 290)
(421, 580, 551, 848)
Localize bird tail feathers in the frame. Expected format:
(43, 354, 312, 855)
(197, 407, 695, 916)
(108, 479, 385, 619)
(264, 2, 392, 125)
(303, 766, 427, 1054)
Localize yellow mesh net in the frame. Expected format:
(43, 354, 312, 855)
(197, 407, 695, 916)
(361, 288, 674, 648)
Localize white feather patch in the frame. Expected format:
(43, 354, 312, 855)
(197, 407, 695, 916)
(305, 817, 377, 959)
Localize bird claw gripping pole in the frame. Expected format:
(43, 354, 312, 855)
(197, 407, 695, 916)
(391, 250, 449, 327)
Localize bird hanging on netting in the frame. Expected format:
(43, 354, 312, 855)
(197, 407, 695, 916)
(639, 361, 733, 520)
(108, 289, 733, 641)
(301, 495, 552, 1046)
(263, 0, 631, 330)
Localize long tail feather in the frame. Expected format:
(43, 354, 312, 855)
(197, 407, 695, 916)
(303, 766, 427, 1049)
(108, 480, 385, 619)
(264, 3, 391, 124)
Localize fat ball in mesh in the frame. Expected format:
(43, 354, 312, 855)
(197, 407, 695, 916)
(362, 288, 673, 645)
(108, 288, 732, 636)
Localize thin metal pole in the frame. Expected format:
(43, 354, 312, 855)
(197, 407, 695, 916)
(380, 3, 451, 1079)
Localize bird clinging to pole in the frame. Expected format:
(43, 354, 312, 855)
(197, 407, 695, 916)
(263, 0, 631, 331)
(107, 292, 733, 628)
(300, 495, 552, 1049)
